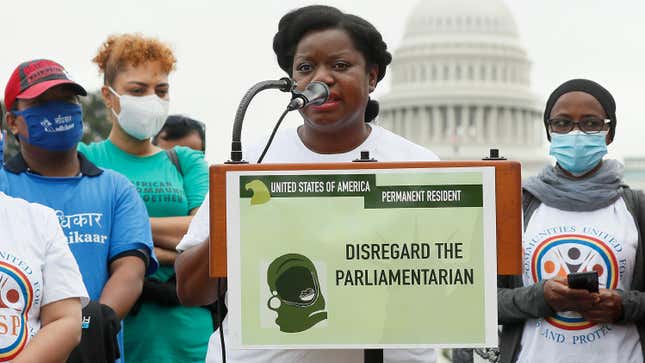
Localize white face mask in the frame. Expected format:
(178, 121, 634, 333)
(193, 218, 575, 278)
(108, 86, 169, 140)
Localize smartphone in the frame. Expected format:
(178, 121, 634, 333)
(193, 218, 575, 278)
(567, 271, 599, 293)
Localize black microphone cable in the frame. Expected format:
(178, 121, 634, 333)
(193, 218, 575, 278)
(257, 82, 329, 163)
(257, 108, 290, 164)
(217, 277, 226, 363)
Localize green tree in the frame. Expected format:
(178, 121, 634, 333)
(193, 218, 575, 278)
(2, 90, 111, 161)
(81, 90, 112, 143)
(3, 128, 19, 161)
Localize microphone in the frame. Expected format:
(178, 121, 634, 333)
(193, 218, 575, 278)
(287, 82, 330, 111)
(228, 77, 296, 163)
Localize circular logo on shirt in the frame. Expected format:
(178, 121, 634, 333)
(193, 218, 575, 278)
(531, 234, 618, 331)
(0, 261, 33, 361)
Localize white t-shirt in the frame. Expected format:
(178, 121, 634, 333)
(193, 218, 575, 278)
(517, 198, 643, 363)
(0, 192, 88, 361)
(178, 125, 439, 363)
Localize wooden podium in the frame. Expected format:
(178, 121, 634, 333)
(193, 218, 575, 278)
(208, 160, 521, 362)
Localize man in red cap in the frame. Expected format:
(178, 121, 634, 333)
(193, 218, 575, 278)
(3, 59, 88, 166)
(1, 59, 158, 362)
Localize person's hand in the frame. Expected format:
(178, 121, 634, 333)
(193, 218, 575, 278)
(543, 277, 598, 312)
(580, 289, 624, 324)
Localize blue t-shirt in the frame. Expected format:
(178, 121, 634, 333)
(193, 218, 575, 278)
(0, 154, 157, 297)
(0, 153, 157, 362)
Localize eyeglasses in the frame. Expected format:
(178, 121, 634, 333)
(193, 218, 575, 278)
(548, 117, 611, 134)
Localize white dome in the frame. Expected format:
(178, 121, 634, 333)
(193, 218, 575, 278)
(404, 0, 519, 39)
(378, 0, 547, 171)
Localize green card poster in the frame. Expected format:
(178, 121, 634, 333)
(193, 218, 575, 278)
(227, 167, 497, 349)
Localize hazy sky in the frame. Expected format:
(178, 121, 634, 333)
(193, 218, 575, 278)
(2, 0, 644, 162)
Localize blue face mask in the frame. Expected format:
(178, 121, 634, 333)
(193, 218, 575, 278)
(12, 101, 83, 151)
(549, 130, 608, 176)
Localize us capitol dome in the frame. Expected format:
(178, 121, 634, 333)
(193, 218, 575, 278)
(377, 0, 548, 174)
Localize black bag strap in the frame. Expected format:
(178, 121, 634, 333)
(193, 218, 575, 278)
(522, 189, 541, 230)
(165, 148, 183, 176)
(620, 185, 645, 292)
(621, 185, 640, 220)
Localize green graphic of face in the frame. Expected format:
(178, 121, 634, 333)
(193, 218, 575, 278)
(267, 253, 327, 333)
(245, 179, 271, 205)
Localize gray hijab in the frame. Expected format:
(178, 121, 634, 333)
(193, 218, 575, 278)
(523, 159, 624, 212)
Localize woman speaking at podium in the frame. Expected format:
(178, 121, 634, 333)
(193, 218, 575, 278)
(498, 79, 645, 363)
(175, 5, 439, 363)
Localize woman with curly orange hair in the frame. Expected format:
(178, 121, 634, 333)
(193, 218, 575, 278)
(79, 33, 211, 362)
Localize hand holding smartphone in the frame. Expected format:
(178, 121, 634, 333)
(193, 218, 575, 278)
(567, 271, 599, 293)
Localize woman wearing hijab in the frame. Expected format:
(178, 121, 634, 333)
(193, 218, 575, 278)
(498, 79, 645, 363)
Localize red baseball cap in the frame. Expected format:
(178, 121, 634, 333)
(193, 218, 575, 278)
(4, 59, 87, 112)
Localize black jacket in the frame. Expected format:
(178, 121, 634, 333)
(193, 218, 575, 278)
(67, 301, 121, 363)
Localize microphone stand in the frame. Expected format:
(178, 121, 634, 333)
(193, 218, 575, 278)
(364, 349, 383, 363)
(227, 77, 295, 164)
(221, 77, 293, 363)
(353, 151, 384, 363)
(225, 80, 385, 363)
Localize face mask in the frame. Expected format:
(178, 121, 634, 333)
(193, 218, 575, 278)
(267, 253, 327, 333)
(549, 130, 608, 176)
(12, 101, 83, 151)
(109, 87, 169, 140)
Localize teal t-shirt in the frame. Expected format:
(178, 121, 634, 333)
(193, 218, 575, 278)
(78, 140, 211, 363)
